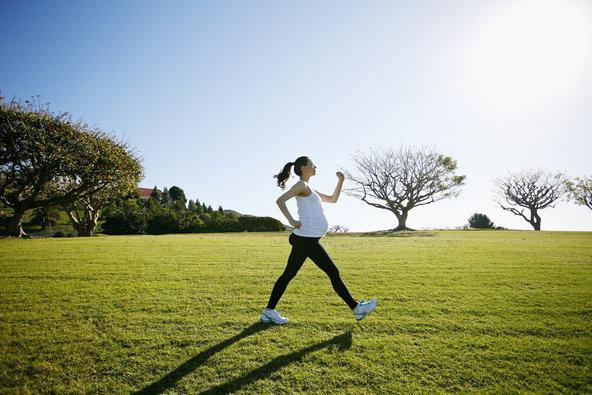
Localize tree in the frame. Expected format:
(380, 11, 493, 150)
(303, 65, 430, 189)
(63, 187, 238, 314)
(30, 206, 61, 230)
(147, 208, 182, 234)
(184, 212, 205, 233)
(196, 201, 203, 214)
(341, 146, 466, 231)
(187, 199, 197, 212)
(0, 201, 6, 231)
(62, 131, 143, 236)
(143, 196, 159, 211)
(0, 96, 142, 236)
(494, 169, 566, 231)
(467, 213, 494, 229)
(102, 199, 147, 235)
(218, 205, 224, 213)
(150, 186, 161, 200)
(160, 187, 171, 207)
(168, 186, 186, 204)
(168, 186, 187, 211)
(565, 176, 592, 211)
(329, 225, 349, 233)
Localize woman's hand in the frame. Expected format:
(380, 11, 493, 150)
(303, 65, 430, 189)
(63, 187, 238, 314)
(290, 219, 302, 229)
(336, 171, 345, 182)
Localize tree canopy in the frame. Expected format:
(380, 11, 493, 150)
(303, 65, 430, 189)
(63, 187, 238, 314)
(566, 176, 592, 211)
(0, 96, 143, 236)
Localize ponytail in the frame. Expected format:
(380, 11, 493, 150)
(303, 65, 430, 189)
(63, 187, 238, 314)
(273, 156, 309, 189)
(273, 162, 294, 189)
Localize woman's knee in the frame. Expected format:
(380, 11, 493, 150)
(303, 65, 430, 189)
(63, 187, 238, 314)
(324, 265, 340, 279)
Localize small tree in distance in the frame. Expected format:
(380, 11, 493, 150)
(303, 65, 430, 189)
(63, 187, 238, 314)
(565, 176, 592, 211)
(468, 213, 494, 229)
(160, 188, 171, 207)
(494, 169, 566, 231)
(329, 225, 349, 233)
(169, 186, 187, 206)
(150, 186, 161, 200)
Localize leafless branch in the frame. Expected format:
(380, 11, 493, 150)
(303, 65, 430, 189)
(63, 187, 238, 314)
(340, 145, 465, 230)
(493, 168, 566, 230)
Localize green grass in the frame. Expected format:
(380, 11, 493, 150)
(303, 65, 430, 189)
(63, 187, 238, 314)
(1, 230, 591, 393)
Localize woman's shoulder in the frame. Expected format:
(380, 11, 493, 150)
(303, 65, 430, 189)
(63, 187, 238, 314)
(294, 180, 312, 197)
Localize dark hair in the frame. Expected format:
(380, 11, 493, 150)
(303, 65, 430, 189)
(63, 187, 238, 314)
(273, 156, 309, 189)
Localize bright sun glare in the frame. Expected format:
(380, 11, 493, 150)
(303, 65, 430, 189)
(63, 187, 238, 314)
(467, 0, 592, 104)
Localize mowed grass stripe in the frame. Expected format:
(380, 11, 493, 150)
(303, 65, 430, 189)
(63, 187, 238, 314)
(1, 231, 591, 393)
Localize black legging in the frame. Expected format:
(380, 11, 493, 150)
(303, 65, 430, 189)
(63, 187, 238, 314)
(266, 233, 358, 310)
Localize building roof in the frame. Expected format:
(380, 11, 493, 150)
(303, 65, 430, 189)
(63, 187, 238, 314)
(137, 187, 162, 199)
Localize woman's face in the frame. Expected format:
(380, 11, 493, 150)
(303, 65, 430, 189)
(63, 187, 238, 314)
(301, 159, 317, 177)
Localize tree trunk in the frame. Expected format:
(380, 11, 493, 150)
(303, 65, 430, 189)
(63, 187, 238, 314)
(392, 210, 413, 231)
(530, 208, 541, 231)
(5, 209, 26, 237)
(67, 207, 99, 237)
(70, 219, 95, 237)
(77, 224, 94, 237)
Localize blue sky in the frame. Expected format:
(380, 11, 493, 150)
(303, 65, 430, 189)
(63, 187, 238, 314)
(2, 0, 591, 231)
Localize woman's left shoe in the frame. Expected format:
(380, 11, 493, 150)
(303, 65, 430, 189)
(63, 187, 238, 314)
(260, 309, 289, 325)
(352, 299, 378, 321)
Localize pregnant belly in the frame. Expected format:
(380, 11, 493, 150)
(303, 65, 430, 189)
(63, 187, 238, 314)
(300, 215, 329, 234)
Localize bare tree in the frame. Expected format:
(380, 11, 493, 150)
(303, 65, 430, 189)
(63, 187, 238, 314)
(341, 146, 466, 231)
(329, 225, 349, 233)
(565, 176, 592, 211)
(494, 169, 566, 231)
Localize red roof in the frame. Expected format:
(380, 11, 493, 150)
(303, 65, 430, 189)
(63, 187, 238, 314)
(137, 187, 162, 199)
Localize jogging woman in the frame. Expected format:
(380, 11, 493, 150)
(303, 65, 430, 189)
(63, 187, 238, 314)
(260, 156, 377, 325)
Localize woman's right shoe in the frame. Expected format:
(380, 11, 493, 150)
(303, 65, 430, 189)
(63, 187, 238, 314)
(260, 309, 289, 325)
(352, 299, 378, 321)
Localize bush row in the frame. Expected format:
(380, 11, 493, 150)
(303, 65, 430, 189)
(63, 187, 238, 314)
(101, 202, 284, 235)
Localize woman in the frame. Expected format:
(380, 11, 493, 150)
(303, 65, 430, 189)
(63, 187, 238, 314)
(260, 156, 377, 325)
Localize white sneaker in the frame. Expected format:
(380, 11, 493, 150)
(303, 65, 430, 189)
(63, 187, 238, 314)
(352, 299, 378, 321)
(260, 309, 289, 325)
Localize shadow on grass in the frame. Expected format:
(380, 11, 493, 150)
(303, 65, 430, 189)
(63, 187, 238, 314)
(199, 330, 352, 394)
(135, 323, 352, 394)
(135, 321, 272, 394)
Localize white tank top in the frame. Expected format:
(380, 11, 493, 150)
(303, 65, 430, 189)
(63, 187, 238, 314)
(292, 181, 329, 238)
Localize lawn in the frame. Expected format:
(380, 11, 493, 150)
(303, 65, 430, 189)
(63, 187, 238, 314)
(1, 230, 591, 393)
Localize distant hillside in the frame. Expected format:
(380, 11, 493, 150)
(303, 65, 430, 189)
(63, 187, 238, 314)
(222, 209, 242, 216)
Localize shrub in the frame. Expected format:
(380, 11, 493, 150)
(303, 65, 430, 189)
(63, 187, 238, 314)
(147, 208, 182, 235)
(468, 213, 494, 229)
(102, 205, 147, 235)
(52, 230, 66, 238)
(184, 214, 206, 233)
(238, 215, 284, 231)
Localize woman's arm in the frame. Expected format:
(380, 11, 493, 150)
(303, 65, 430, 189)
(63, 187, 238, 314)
(276, 181, 306, 228)
(315, 172, 345, 203)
